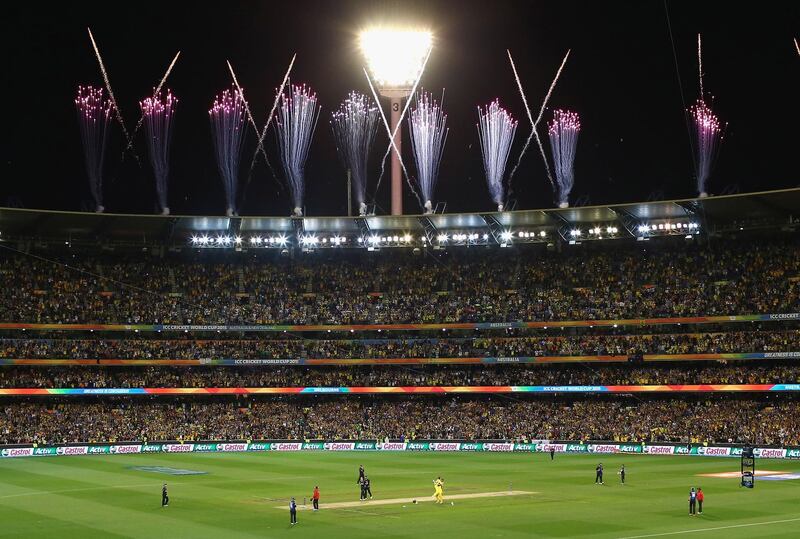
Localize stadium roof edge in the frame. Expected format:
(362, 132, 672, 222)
(0, 187, 796, 246)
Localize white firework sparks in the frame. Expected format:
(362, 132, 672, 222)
(477, 100, 518, 211)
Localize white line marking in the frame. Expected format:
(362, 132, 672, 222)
(617, 517, 800, 538)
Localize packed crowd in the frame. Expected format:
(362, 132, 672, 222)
(1, 396, 797, 446)
(1, 330, 798, 360)
(1, 363, 797, 388)
(1, 240, 797, 325)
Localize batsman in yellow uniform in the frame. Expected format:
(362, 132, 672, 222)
(433, 477, 444, 504)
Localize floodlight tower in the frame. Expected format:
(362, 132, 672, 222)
(360, 29, 432, 215)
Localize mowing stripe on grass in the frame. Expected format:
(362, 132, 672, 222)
(0, 483, 172, 499)
(618, 516, 800, 538)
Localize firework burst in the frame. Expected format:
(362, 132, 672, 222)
(547, 109, 581, 208)
(75, 85, 114, 212)
(276, 84, 321, 217)
(331, 92, 380, 216)
(688, 99, 723, 197)
(140, 90, 177, 215)
(209, 87, 247, 216)
(477, 100, 518, 211)
(408, 90, 448, 213)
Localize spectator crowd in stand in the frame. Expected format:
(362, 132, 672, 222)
(1, 396, 797, 447)
(0, 362, 798, 388)
(1, 330, 798, 360)
(1, 239, 798, 450)
(1, 240, 797, 325)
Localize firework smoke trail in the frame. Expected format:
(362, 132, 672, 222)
(697, 34, 705, 97)
(477, 100, 518, 211)
(363, 69, 415, 201)
(507, 49, 570, 193)
(209, 87, 247, 216)
(331, 92, 380, 215)
(87, 28, 137, 163)
(124, 51, 181, 159)
(75, 86, 113, 212)
(371, 47, 432, 199)
(276, 84, 321, 216)
(140, 90, 177, 215)
(248, 54, 297, 179)
(688, 99, 724, 197)
(547, 110, 581, 208)
(226, 61, 271, 170)
(408, 90, 449, 213)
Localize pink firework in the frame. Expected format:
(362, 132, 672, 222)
(209, 87, 247, 216)
(688, 99, 724, 197)
(75, 85, 114, 212)
(140, 90, 178, 215)
(548, 109, 581, 208)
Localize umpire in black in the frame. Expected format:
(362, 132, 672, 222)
(289, 497, 297, 525)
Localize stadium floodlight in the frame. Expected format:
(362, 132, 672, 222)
(500, 230, 513, 241)
(570, 229, 581, 237)
(638, 225, 649, 233)
(437, 233, 448, 243)
(360, 28, 432, 215)
(234, 236, 242, 244)
(539, 231, 547, 237)
(483, 233, 489, 240)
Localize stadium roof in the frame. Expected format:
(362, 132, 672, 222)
(0, 188, 797, 248)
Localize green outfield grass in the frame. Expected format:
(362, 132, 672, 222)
(0, 452, 798, 538)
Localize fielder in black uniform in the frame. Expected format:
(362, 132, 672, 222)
(595, 463, 604, 484)
(363, 476, 373, 499)
(357, 465, 366, 500)
(161, 483, 169, 507)
(619, 465, 626, 484)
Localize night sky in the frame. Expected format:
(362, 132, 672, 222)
(4, 1, 799, 216)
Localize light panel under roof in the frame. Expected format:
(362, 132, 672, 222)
(428, 213, 486, 229)
(239, 217, 293, 232)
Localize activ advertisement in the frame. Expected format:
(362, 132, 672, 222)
(2, 442, 798, 459)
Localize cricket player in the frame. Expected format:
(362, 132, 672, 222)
(433, 477, 444, 504)
(595, 463, 604, 484)
(688, 487, 697, 515)
(618, 464, 626, 484)
(161, 483, 169, 507)
(363, 476, 373, 499)
(697, 488, 704, 514)
(289, 497, 298, 525)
